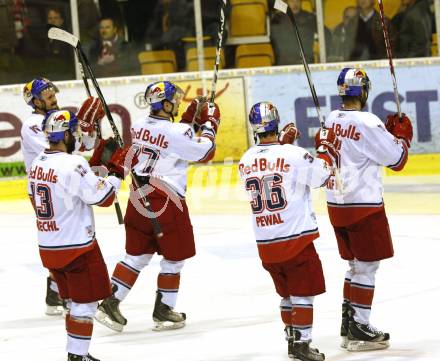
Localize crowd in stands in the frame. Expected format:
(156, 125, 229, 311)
(0, 0, 436, 85)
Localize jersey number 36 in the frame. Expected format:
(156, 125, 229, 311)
(245, 173, 287, 214)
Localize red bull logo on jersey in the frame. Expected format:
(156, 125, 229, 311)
(331, 123, 361, 141)
(29, 166, 58, 183)
(132, 128, 169, 149)
(239, 157, 290, 175)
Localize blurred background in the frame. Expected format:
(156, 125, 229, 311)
(0, 0, 437, 84)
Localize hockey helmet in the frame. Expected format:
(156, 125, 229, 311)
(248, 102, 280, 134)
(337, 68, 371, 97)
(23, 78, 59, 108)
(42, 110, 80, 143)
(144, 81, 184, 112)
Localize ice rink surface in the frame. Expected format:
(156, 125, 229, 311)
(0, 180, 439, 361)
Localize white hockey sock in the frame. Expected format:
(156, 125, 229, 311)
(158, 259, 185, 308)
(351, 260, 379, 324)
(111, 254, 153, 301)
(66, 302, 98, 356)
(290, 296, 314, 341)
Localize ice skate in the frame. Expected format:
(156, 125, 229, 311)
(95, 285, 127, 332)
(152, 291, 186, 331)
(285, 327, 325, 361)
(347, 319, 390, 351)
(45, 277, 64, 316)
(340, 301, 353, 349)
(67, 353, 100, 361)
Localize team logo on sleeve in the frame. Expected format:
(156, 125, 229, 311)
(95, 179, 106, 190)
(183, 128, 193, 139)
(74, 165, 88, 177)
(303, 152, 314, 163)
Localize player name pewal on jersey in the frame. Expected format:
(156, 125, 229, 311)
(256, 213, 284, 227)
(239, 157, 290, 175)
(131, 128, 169, 149)
(29, 166, 58, 183)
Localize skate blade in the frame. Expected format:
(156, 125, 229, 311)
(340, 336, 348, 349)
(45, 305, 64, 316)
(94, 310, 124, 332)
(152, 320, 185, 331)
(347, 339, 389, 352)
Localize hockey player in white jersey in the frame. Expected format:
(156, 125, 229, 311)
(29, 109, 129, 361)
(95, 80, 220, 332)
(324, 68, 413, 352)
(21, 78, 105, 315)
(239, 102, 341, 361)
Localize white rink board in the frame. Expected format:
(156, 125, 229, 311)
(0, 208, 439, 361)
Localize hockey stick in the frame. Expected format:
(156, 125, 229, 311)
(76, 49, 102, 138)
(377, 0, 402, 118)
(209, 0, 227, 104)
(273, 0, 343, 191)
(273, 0, 324, 128)
(47, 28, 164, 234)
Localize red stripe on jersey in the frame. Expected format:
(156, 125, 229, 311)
(327, 204, 384, 227)
(388, 143, 408, 172)
(40, 240, 97, 269)
(95, 188, 116, 207)
(257, 231, 319, 264)
(198, 140, 216, 163)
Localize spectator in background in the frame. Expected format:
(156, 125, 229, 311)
(395, 0, 432, 58)
(42, 7, 75, 80)
(89, 17, 135, 77)
(271, 0, 331, 65)
(0, 0, 18, 56)
(328, 6, 357, 62)
(391, 0, 411, 34)
(349, 0, 394, 61)
(78, 0, 100, 52)
(45, 7, 70, 58)
(11, 0, 29, 54)
(144, 0, 193, 70)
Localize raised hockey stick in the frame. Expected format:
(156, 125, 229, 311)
(273, 0, 343, 191)
(209, 0, 227, 104)
(377, 0, 402, 118)
(273, 0, 324, 128)
(76, 50, 102, 138)
(48, 28, 163, 235)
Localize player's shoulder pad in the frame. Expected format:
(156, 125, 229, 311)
(358, 111, 384, 129)
(61, 154, 91, 178)
(172, 122, 195, 140)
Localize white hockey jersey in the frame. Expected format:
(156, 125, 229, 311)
(20, 113, 96, 174)
(28, 150, 121, 269)
(239, 142, 332, 264)
(21, 114, 48, 173)
(130, 115, 215, 197)
(324, 110, 408, 227)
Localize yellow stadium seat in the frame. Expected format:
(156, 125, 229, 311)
(186, 47, 225, 72)
(230, 0, 268, 37)
(432, 33, 438, 56)
(235, 43, 274, 68)
(302, 0, 314, 13)
(138, 50, 177, 75)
